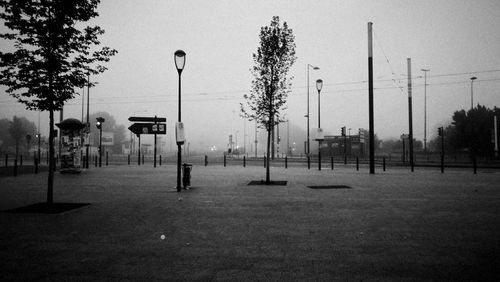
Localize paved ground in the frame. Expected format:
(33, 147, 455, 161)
(1, 164, 500, 281)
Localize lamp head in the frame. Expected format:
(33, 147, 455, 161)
(174, 50, 186, 74)
(471, 76, 477, 81)
(316, 79, 323, 92)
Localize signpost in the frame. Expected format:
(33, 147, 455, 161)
(128, 116, 166, 168)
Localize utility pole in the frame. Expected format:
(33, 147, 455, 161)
(421, 68, 430, 154)
(495, 116, 498, 157)
(367, 22, 375, 174)
(407, 58, 414, 172)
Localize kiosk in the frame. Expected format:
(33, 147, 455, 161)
(56, 118, 85, 173)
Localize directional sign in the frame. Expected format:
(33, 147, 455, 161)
(128, 116, 166, 123)
(128, 123, 166, 135)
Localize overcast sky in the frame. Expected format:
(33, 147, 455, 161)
(1, 0, 500, 151)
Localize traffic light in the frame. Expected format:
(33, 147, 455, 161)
(438, 127, 443, 137)
(341, 126, 346, 137)
(96, 117, 105, 129)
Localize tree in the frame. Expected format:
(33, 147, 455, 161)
(0, 0, 117, 204)
(241, 16, 297, 184)
(8, 116, 37, 159)
(427, 105, 500, 158)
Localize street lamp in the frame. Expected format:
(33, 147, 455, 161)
(316, 78, 323, 170)
(96, 117, 104, 167)
(421, 68, 430, 153)
(470, 76, 477, 111)
(307, 64, 319, 157)
(174, 50, 186, 192)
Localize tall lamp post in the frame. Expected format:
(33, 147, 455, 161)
(421, 68, 430, 153)
(316, 79, 323, 170)
(470, 76, 477, 111)
(96, 117, 104, 167)
(306, 64, 319, 157)
(85, 74, 90, 169)
(174, 50, 186, 192)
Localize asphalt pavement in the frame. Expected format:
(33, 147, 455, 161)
(1, 164, 499, 281)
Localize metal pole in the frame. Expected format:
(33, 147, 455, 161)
(422, 69, 429, 153)
(99, 126, 102, 167)
(254, 120, 258, 158)
(408, 58, 414, 172)
(495, 116, 498, 157)
(307, 65, 310, 156)
(154, 116, 157, 168)
(368, 22, 375, 174)
(177, 73, 182, 192)
(318, 89, 321, 170)
(86, 74, 90, 169)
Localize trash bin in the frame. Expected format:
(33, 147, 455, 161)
(182, 163, 193, 189)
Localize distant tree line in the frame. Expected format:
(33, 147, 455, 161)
(428, 105, 500, 158)
(378, 105, 499, 159)
(0, 116, 38, 158)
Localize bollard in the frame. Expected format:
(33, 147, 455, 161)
(264, 156, 266, 168)
(383, 157, 386, 171)
(344, 154, 347, 165)
(285, 156, 288, 169)
(95, 155, 97, 167)
(14, 159, 18, 177)
(356, 157, 359, 171)
(473, 157, 477, 174)
(243, 156, 246, 167)
(106, 152, 108, 166)
(128, 154, 130, 165)
(307, 156, 310, 170)
(331, 157, 334, 170)
(35, 157, 38, 174)
(224, 155, 226, 167)
(159, 155, 162, 166)
(205, 155, 208, 167)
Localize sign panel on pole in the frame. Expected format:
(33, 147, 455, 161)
(176, 122, 185, 145)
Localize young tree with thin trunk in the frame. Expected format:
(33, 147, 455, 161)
(0, 0, 117, 204)
(241, 16, 296, 184)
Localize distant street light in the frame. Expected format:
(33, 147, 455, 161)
(306, 64, 319, 157)
(174, 50, 186, 192)
(96, 117, 105, 167)
(316, 78, 323, 170)
(470, 76, 477, 111)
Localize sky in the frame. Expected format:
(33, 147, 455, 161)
(1, 0, 500, 153)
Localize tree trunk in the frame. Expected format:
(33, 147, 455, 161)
(47, 108, 54, 204)
(266, 127, 271, 184)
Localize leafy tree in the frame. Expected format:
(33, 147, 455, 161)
(8, 116, 37, 159)
(449, 105, 499, 157)
(428, 105, 500, 158)
(0, 0, 117, 204)
(241, 16, 297, 184)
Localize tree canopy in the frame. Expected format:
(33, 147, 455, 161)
(0, 0, 117, 112)
(241, 16, 297, 131)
